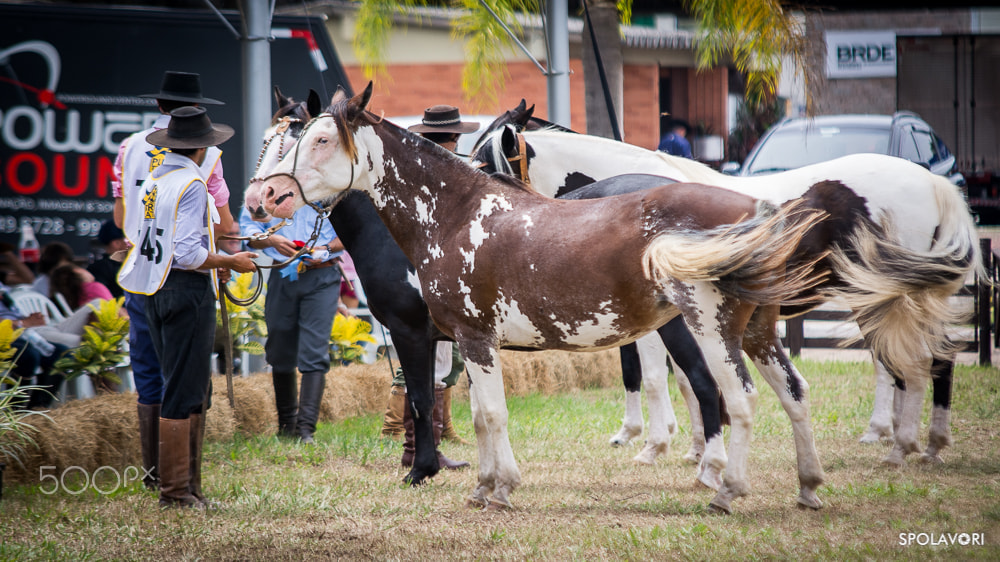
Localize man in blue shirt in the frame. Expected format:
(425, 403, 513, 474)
(658, 118, 693, 158)
(240, 205, 343, 444)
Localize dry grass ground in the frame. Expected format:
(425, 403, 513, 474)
(0, 350, 998, 560)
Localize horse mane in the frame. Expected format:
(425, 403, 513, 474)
(272, 99, 309, 125)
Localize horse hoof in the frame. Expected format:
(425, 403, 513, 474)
(919, 452, 944, 465)
(465, 497, 489, 510)
(695, 468, 723, 491)
(632, 450, 657, 466)
(796, 493, 823, 510)
(880, 455, 904, 468)
(485, 501, 512, 512)
(681, 450, 703, 465)
(706, 500, 732, 515)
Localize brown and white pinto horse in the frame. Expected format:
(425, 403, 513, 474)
(251, 83, 826, 513)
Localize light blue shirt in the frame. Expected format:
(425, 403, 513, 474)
(239, 204, 340, 264)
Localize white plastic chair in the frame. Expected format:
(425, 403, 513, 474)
(8, 288, 66, 323)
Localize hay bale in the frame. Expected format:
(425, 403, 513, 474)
(2, 350, 620, 484)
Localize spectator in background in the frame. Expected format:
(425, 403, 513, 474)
(1, 280, 69, 408)
(87, 220, 126, 299)
(658, 118, 692, 158)
(0, 242, 35, 286)
(32, 242, 75, 297)
(49, 263, 114, 311)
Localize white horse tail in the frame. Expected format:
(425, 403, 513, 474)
(826, 175, 983, 383)
(642, 200, 828, 306)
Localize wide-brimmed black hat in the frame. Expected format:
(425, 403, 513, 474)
(139, 71, 224, 105)
(407, 105, 480, 134)
(146, 106, 234, 149)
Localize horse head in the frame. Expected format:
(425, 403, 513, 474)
(259, 82, 376, 219)
(244, 86, 324, 220)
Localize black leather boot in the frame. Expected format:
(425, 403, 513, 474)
(272, 370, 298, 438)
(137, 403, 160, 490)
(295, 371, 326, 444)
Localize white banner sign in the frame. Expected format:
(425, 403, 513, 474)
(825, 30, 897, 78)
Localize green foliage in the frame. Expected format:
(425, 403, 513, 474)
(727, 95, 785, 162)
(683, 0, 805, 107)
(219, 272, 268, 357)
(0, 319, 49, 468)
(52, 298, 128, 386)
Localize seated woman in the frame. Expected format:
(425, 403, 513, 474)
(37, 264, 117, 349)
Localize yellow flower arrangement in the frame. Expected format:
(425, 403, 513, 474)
(329, 313, 377, 364)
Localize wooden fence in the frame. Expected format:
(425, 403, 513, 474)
(781, 238, 994, 366)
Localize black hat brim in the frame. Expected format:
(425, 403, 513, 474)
(138, 92, 225, 106)
(407, 121, 481, 134)
(146, 124, 235, 149)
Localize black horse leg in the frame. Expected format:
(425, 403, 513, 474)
(609, 343, 644, 446)
(390, 327, 439, 484)
(656, 317, 726, 489)
(924, 357, 954, 462)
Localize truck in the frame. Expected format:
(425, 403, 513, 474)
(0, 3, 351, 257)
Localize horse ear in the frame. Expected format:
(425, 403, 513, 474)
(274, 85, 290, 108)
(500, 125, 518, 157)
(330, 86, 348, 106)
(512, 102, 535, 130)
(346, 81, 374, 123)
(306, 89, 322, 118)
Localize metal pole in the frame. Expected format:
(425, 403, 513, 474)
(242, 0, 272, 198)
(545, 0, 571, 127)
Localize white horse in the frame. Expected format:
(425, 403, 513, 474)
(471, 122, 983, 471)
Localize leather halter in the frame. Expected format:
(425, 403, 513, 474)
(476, 131, 530, 186)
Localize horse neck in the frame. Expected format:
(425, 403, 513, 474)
(361, 124, 518, 255)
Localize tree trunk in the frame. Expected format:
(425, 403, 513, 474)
(581, 0, 623, 140)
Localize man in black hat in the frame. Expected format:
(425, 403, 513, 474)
(118, 106, 258, 509)
(377, 105, 479, 471)
(111, 71, 232, 493)
(87, 220, 126, 299)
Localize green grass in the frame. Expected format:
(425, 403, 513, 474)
(0, 358, 998, 560)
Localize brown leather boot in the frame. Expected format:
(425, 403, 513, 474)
(188, 412, 207, 505)
(439, 386, 469, 444)
(381, 385, 406, 439)
(136, 403, 160, 491)
(433, 387, 469, 470)
(158, 417, 200, 508)
(401, 392, 415, 467)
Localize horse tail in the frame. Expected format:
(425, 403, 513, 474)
(642, 200, 828, 306)
(826, 175, 983, 383)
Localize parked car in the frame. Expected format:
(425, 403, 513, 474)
(721, 112, 965, 186)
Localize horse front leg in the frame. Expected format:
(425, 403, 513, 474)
(631, 333, 675, 465)
(682, 291, 758, 515)
(463, 346, 520, 510)
(744, 308, 824, 510)
(393, 330, 439, 484)
(609, 342, 645, 447)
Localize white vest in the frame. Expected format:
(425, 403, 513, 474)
(117, 157, 217, 296)
(120, 121, 222, 245)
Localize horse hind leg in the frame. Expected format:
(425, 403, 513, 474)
(609, 342, 644, 447)
(859, 359, 896, 444)
(631, 334, 675, 465)
(673, 366, 705, 464)
(921, 357, 954, 464)
(882, 370, 929, 467)
(744, 317, 824, 510)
